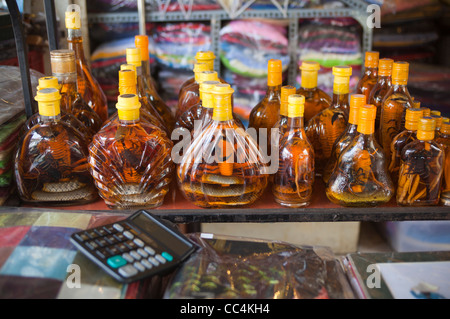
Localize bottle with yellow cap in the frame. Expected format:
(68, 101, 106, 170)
(388, 108, 424, 187)
(272, 94, 314, 207)
(88, 93, 174, 209)
(248, 59, 283, 153)
(379, 61, 414, 164)
(396, 117, 444, 206)
(177, 83, 268, 208)
(356, 51, 379, 101)
(323, 94, 367, 184)
(177, 68, 220, 118)
(296, 61, 332, 123)
(273, 85, 297, 139)
(65, 4, 108, 122)
(20, 76, 94, 143)
(100, 68, 169, 134)
(430, 110, 443, 139)
(435, 119, 450, 205)
(125, 47, 175, 131)
(306, 65, 352, 175)
(326, 104, 394, 207)
(50, 49, 103, 137)
(15, 88, 98, 205)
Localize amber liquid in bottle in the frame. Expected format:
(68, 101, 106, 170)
(306, 65, 352, 175)
(356, 51, 379, 102)
(323, 94, 366, 184)
(15, 88, 97, 205)
(88, 94, 174, 209)
(397, 117, 444, 206)
(296, 61, 331, 123)
(66, 6, 108, 122)
(436, 121, 450, 205)
(273, 85, 297, 140)
(177, 84, 268, 208)
(326, 104, 394, 207)
(273, 94, 315, 207)
(388, 107, 423, 188)
(379, 61, 414, 165)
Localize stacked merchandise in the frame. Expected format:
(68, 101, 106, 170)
(219, 19, 290, 126)
(296, 18, 363, 96)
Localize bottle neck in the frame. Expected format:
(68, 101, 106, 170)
(67, 29, 86, 63)
(55, 72, 78, 94)
(266, 85, 281, 101)
(118, 117, 140, 125)
(287, 116, 304, 129)
(365, 67, 378, 78)
(39, 114, 61, 123)
(331, 93, 349, 111)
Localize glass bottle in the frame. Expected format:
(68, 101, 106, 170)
(306, 65, 352, 176)
(177, 66, 219, 119)
(397, 117, 444, 206)
(296, 61, 332, 123)
(50, 49, 103, 137)
(134, 35, 175, 131)
(248, 59, 283, 152)
(323, 94, 366, 184)
(177, 83, 268, 208)
(273, 94, 315, 207)
(273, 85, 297, 139)
(65, 5, 108, 122)
(326, 104, 394, 207)
(388, 107, 424, 188)
(88, 94, 174, 209)
(436, 120, 450, 205)
(179, 51, 216, 93)
(356, 51, 379, 102)
(20, 76, 94, 143)
(430, 110, 443, 139)
(379, 61, 414, 164)
(15, 88, 97, 205)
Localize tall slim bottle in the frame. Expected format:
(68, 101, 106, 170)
(379, 61, 414, 164)
(65, 5, 108, 122)
(306, 65, 352, 175)
(296, 61, 331, 123)
(436, 120, 450, 205)
(356, 51, 379, 101)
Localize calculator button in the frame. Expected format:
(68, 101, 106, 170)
(133, 238, 145, 247)
(122, 253, 134, 263)
(95, 250, 107, 259)
(141, 259, 153, 269)
(133, 261, 146, 272)
(86, 241, 99, 250)
(107, 255, 127, 269)
(86, 230, 99, 239)
(105, 235, 118, 245)
(95, 238, 108, 247)
(106, 246, 121, 255)
(124, 241, 138, 250)
(161, 252, 173, 262)
(103, 225, 116, 234)
(116, 243, 129, 252)
(114, 233, 126, 242)
(94, 228, 107, 237)
(148, 257, 159, 267)
(155, 254, 166, 264)
(144, 246, 155, 256)
(123, 231, 134, 240)
(118, 264, 138, 278)
(75, 232, 90, 242)
(113, 224, 124, 232)
(137, 248, 148, 258)
(130, 250, 141, 260)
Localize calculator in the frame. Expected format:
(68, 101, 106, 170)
(70, 210, 197, 283)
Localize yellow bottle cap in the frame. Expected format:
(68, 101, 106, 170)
(126, 48, 142, 67)
(193, 62, 209, 73)
(431, 110, 441, 116)
(134, 35, 149, 62)
(357, 104, 376, 135)
(35, 88, 61, 117)
(417, 117, 436, 141)
(37, 76, 61, 91)
(392, 61, 409, 85)
(333, 66, 352, 94)
(199, 80, 220, 109)
(300, 61, 320, 89)
(212, 84, 234, 121)
(405, 108, 424, 131)
(65, 4, 81, 30)
(287, 94, 305, 118)
(378, 58, 393, 77)
(267, 59, 282, 87)
(120, 63, 137, 73)
(197, 71, 218, 84)
(349, 94, 366, 125)
(118, 69, 137, 95)
(364, 51, 379, 68)
(280, 85, 297, 117)
(443, 117, 449, 123)
(195, 51, 215, 70)
(420, 107, 430, 117)
(116, 94, 141, 121)
(431, 114, 443, 130)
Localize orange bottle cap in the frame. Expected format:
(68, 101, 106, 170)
(349, 94, 366, 125)
(357, 104, 376, 135)
(431, 114, 443, 129)
(280, 85, 296, 117)
(267, 59, 282, 86)
(364, 51, 379, 68)
(378, 58, 393, 76)
(392, 61, 409, 85)
(417, 117, 436, 140)
(405, 108, 424, 130)
(118, 69, 137, 95)
(287, 94, 305, 118)
(134, 35, 149, 61)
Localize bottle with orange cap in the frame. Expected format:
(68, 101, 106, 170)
(296, 61, 332, 123)
(323, 94, 366, 184)
(134, 34, 158, 92)
(379, 61, 414, 164)
(326, 104, 394, 207)
(15, 88, 98, 206)
(273, 85, 297, 139)
(65, 4, 108, 122)
(396, 117, 444, 206)
(430, 110, 443, 139)
(435, 118, 450, 205)
(388, 107, 424, 187)
(177, 83, 268, 208)
(356, 51, 379, 101)
(273, 94, 315, 207)
(306, 65, 352, 176)
(88, 93, 174, 209)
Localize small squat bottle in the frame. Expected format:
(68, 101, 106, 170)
(15, 88, 97, 205)
(436, 120, 450, 205)
(397, 117, 444, 206)
(88, 94, 174, 209)
(326, 104, 394, 207)
(273, 94, 315, 207)
(356, 51, 379, 102)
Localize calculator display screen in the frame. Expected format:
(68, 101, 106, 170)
(131, 212, 192, 256)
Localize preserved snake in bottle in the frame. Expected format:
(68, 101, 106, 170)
(356, 51, 379, 102)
